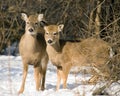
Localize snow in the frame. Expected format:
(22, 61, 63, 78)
(0, 55, 119, 96)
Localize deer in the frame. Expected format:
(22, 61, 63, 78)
(43, 24, 113, 90)
(18, 13, 48, 94)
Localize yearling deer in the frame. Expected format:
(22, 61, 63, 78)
(43, 24, 113, 90)
(18, 13, 48, 94)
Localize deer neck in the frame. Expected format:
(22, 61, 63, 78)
(47, 41, 61, 63)
(24, 33, 37, 47)
(52, 41, 61, 52)
(25, 32, 36, 38)
(47, 41, 61, 54)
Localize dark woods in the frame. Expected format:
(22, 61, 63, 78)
(0, 0, 120, 57)
(0, 0, 120, 54)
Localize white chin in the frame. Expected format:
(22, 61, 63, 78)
(47, 42, 55, 45)
(28, 32, 36, 35)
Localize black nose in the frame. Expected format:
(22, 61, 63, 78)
(29, 28, 34, 32)
(48, 40, 53, 44)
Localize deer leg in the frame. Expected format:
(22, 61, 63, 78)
(56, 69, 62, 91)
(88, 75, 99, 84)
(61, 70, 68, 89)
(18, 63, 28, 94)
(88, 68, 99, 84)
(41, 56, 48, 90)
(41, 70, 46, 90)
(34, 66, 41, 91)
(88, 66, 110, 84)
(61, 67, 70, 89)
(57, 70, 68, 89)
(56, 66, 70, 90)
(101, 67, 110, 79)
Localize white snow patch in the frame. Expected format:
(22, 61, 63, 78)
(0, 55, 119, 96)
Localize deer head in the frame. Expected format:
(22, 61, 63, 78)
(21, 13, 44, 35)
(44, 24, 64, 45)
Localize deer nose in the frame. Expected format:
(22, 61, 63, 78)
(29, 28, 34, 32)
(48, 39, 53, 44)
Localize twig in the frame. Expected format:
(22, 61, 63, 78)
(8, 41, 12, 95)
(99, 17, 120, 33)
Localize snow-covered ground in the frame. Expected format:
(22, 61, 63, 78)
(0, 55, 119, 96)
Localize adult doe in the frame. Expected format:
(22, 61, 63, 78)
(18, 13, 48, 94)
(43, 24, 113, 90)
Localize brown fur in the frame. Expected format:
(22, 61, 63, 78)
(44, 24, 112, 90)
(18, 13, 48, 94)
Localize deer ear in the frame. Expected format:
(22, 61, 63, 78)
(43, 26, 47, 31)
(40, 21, 48, 27)
(38, 14, 44, 21)
(21, 13, 28, 21)
(58, 24, 64, 32)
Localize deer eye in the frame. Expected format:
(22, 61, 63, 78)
(53, 32, 58, 35)
(35, 22, 38, 26)
(46, 32, 49, 35)
(26, 22, 30, 24)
